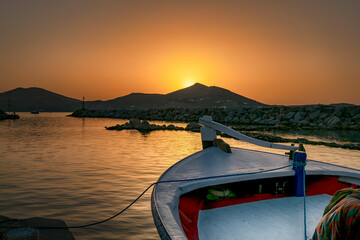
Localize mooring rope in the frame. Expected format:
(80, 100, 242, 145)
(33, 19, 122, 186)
(0, 164, 292, 230)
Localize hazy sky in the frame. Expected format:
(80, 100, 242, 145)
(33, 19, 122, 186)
(0, 1, 359, 105)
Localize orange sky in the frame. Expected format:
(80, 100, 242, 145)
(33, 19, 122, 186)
(0, 1, 359, 105)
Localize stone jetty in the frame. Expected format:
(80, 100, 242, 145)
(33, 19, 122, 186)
(71, 104, 360, 130)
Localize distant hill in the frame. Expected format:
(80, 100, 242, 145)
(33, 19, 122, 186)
(0, 83, 264, 111)
(165, 83, 264, 108)
(86, 83, 265, 110)
(0, 87, 82, 112)
(94, 93, 166, 110)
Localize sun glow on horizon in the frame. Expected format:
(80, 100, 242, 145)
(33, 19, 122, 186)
(184, 78, 195, 88)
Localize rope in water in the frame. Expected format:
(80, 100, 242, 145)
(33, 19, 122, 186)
(1, 164, 292, 229)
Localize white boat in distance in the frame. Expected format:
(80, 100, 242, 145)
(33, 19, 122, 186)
(151, 116, 360, 240)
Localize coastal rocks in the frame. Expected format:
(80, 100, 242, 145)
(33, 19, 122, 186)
(284, 112, 295, 120)
(326, 116, 342, 127)
(104, 119, 360, 150)
(352, 113, 360, 120)
(185, 122, 202, 132)
(294, 112, 306, 121)
(106, 119, 202, 133)
(0, 215, 75, 240)
(0, 109, 19, 120)
(71, 104, 360, 130)
(106, 119, 184, 132)
(269, 119, 281, 125)
(298, 120, 310, 126)
(308, 111, 321, 121)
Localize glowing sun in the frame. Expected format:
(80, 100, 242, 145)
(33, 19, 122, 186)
(184, 78, 195, 88)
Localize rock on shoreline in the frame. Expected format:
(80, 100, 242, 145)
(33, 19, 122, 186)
(0, 215, 75, 240)
(105, 119, 359, 150)
(105, 118, 186, 132)
(71, 104, 360, 130)
(0, 109, 19, 120)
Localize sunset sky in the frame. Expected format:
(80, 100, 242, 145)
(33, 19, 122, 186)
(0, 1, 359, 105)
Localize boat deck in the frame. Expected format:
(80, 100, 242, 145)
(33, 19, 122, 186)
(198, 194, 331, 240)
(152, 147, 360, 240)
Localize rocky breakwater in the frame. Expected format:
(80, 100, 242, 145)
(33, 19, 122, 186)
(105, 119, 359, 150)
(224, 104, 360, 130)
(105, 118, 186, 132)
(0, 109, 19, 120)
(71, 104, 360, 130)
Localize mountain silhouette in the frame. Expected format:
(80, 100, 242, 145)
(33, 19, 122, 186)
(165, 83, 263, 108)
(86, 83, 264, 109)
(0, 84, 265, 111)
(0, 87, 82, 112)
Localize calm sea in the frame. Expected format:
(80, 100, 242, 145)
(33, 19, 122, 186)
(0, 113, 359, 240)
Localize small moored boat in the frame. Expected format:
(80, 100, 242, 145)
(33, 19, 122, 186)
(151, 116, 360, 240)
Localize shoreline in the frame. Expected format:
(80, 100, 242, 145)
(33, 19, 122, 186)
(105, 119, 360, 151)
(0, 110, 19, 120)
(69, 105, 360, 131)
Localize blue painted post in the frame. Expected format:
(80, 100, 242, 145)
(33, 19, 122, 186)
(293, 151, 307, 197)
